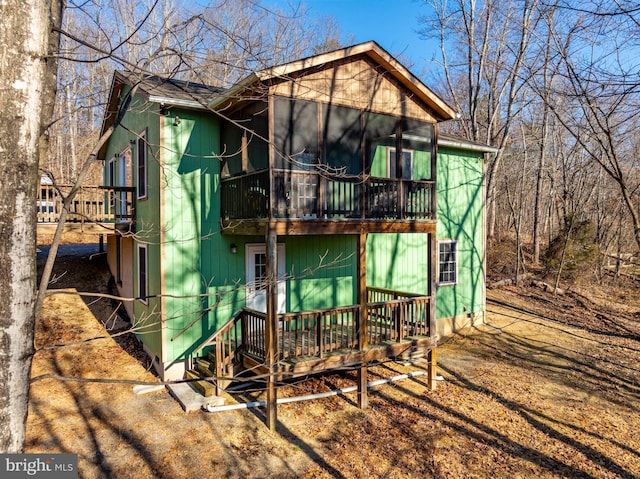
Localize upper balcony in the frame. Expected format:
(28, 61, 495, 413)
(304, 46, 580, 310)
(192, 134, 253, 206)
(37, 183, 135, 234)
(218, 92, 438, 236)
(220, 169, 436, 235)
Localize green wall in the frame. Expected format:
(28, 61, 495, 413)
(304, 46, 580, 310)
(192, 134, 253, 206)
(284, 236, 357, 311)
(436, 147, 485, 319)
(367, 144, 485, 320)
(366, 233, 429, 294)
(103, 90, 163, 360)
(161, 108, 227, 362)
(109, 90, 485, 364)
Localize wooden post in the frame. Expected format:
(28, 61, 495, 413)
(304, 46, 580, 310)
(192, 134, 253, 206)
(215, 336, 223, 396)
(427, 348, 437, 390)
(396, 121, 405, 218)
(265, 223, 278, 430)
(357, 231, 368, 408)
(428, 123, 439, 391)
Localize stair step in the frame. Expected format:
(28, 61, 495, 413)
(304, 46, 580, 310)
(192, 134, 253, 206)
(207, 350, 216, 364)
(185, 370, 217, 397)
(195, 358, 214, 377)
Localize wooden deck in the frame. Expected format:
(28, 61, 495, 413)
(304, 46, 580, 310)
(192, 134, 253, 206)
(220, 170, 437, 235)
(196, 287, 436, 387)
(37, 184, 135, 234)
(243, 335, 436, 380)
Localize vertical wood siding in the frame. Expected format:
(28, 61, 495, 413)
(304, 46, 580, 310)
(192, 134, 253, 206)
(436, 148, 485, 319)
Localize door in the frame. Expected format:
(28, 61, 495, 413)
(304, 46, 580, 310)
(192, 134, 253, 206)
(246, 244, 286, 313)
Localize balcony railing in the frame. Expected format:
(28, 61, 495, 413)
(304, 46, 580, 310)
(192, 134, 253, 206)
(37, 184, 135, 228)
(221, 169, 434, 221)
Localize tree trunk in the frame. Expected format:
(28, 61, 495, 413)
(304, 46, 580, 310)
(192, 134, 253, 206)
(0, 0, 63, 453)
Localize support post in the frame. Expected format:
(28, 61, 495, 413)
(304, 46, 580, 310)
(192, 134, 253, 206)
(396, 121, 405, 218)
(357, 231, 368, 408)
(428, 123, 439, 391)
(427, 348, 437, 391)
(265, 223, 278, 430)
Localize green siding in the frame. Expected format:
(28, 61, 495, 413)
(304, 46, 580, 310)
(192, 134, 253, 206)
(413, 150, 431, 180)
(103, 91, 163, 359)
(436, 147, 485, 319)
(161, 109, 226, 362)
(370, 145, 387, 177)
(284, 236, 357, 311)
(366, 234, 429, 294)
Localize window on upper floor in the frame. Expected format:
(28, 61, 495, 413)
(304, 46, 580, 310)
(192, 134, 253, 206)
(438, 240, 458, 286)
(388, 148, 414, 180)
(137, 129, 148, 200)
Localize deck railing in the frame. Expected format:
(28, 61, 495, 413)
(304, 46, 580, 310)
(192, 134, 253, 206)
(278, 305, 360, 359)
(37, 184, 135, 227)
(200, 287, 431, 371)
(367, 287, 430, 340)
(221, 169, 434, 221)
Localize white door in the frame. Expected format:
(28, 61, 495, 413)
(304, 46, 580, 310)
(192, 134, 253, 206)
(246, 244, 286, 313)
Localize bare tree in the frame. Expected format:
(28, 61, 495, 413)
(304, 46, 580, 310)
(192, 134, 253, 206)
(547, 3, 640, 252)
(0, 0, 64, 453)
(420, 0, 541, 241)
(0, 0, 346, 454)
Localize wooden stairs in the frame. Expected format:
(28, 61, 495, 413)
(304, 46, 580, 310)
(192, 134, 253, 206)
(185, 346, 244, 397)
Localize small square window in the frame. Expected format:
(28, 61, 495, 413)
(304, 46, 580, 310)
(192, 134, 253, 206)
(438, 240, 458, 285)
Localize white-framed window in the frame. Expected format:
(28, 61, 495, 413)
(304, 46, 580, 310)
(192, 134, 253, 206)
(136, 129, 148, 199)
(137, 243, 148, 304)
(438, 240, 458, 286)
(108, 156, 117, 210)
(388, 147, 414, 180)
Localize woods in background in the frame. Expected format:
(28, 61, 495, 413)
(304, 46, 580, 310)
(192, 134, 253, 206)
(420, 0, 640, 278)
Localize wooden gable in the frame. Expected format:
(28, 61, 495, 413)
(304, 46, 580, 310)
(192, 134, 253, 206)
(210, 42, 457, 122)
(269, 55, 439, 123)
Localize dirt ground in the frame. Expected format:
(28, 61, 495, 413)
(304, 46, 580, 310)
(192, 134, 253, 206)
(27, 247, 640, 478)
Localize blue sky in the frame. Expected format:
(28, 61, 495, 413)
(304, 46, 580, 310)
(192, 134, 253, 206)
(271, 0, 440, 79)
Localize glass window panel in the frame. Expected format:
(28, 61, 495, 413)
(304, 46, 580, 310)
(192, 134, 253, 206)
(273, 97, 319, 170)
(255, 253, 267, 290)
(323, 104, 362, 175)
(388, 148, 413, 179)
(438, 240, 458, 285)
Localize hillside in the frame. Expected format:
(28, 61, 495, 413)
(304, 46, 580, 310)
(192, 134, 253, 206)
(28, 244, 640, 478)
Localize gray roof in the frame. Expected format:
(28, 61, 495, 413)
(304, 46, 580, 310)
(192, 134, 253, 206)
(114, 71, 224, 110)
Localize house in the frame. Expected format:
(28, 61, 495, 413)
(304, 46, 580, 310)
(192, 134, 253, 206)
(98, 42, 496, 423)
